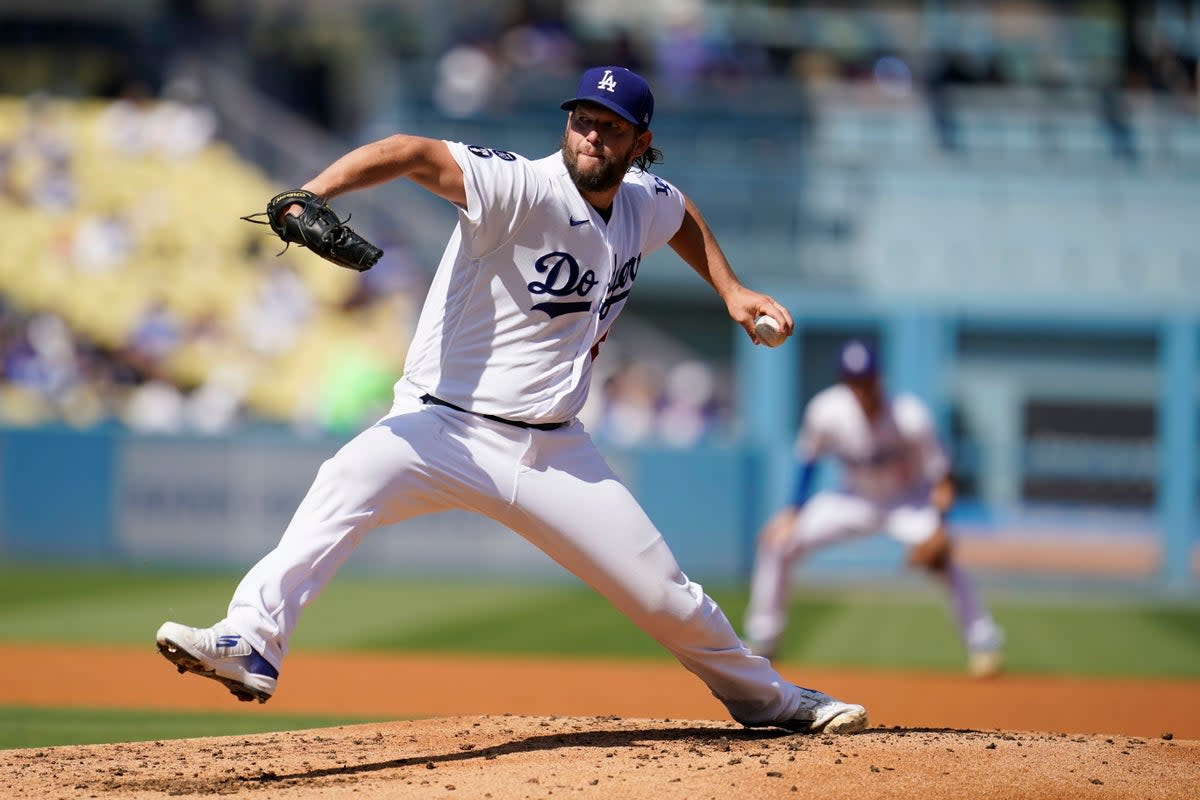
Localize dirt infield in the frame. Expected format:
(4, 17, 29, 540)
(2, 644, 1198, 798)
(4, 715, 1197, 800)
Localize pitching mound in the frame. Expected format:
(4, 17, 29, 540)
(2, 714, 1195, 799)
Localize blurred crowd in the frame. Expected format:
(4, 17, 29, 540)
(0, 81, 736, 445)
(418, 2, 1199, 166)
(4, 2, 1197, 138)
(0, 83, 423, 437)
(0, 297, 243, 434)
(0, 1, 1197, 442)
(585, 357, 733, 450)
(0, 83, 221, 432)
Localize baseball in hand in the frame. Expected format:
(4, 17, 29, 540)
(754, 314, 787, 347)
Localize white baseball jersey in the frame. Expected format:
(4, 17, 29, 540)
(398, 142, 686, 424)
(797, 384, 948, 503)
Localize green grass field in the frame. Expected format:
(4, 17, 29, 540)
(0, 706, 390, 750)
(2, 563, 1198, 749)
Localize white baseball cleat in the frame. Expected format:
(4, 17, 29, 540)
(743, 685, 869, 735)
(967, 648, 1004, 679)
(156, 621, 278, 703)
(966, 619, 1005, 679)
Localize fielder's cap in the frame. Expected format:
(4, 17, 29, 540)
(561, 66, 654, 130)
(837, 339, 878, 379)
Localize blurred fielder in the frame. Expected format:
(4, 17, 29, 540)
(156, 66, 869, 734)
(742, 338, 1005, 678)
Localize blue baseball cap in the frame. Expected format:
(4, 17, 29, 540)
(561, 66, 654, 130)
(837, 339, 878, 379)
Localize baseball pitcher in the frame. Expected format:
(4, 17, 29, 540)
(156, 67, 868, 734)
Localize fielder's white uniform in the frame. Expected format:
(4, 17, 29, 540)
(222, 143, 817, 727)
(744, 384, 952, 648)
(745, 381, 1004, 660)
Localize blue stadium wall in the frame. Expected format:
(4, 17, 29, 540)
(0, 423, 767, 582)
(0, 306, 1193, 592)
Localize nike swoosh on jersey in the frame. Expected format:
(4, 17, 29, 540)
(569, 217, 589, 226)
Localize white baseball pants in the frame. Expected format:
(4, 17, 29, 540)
(744, 489, 940, 647)
(744, 489, 1001, 655)
(224, 388, 811, 726)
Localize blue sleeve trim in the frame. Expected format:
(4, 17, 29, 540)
(789, 462, 817, 508)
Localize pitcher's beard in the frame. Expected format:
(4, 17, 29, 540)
(561, 134, 634, 193)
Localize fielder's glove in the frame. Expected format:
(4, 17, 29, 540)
(242, 189, 383, 272)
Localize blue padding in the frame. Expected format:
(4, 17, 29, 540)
(1, 427, 116, 558)
(629, 445, 751, 581)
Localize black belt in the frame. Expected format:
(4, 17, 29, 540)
(419, 394, 568, 431)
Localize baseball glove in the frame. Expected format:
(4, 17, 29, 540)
(242, 189, 383, 272)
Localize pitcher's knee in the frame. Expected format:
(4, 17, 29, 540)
(627, 576, 723, 643)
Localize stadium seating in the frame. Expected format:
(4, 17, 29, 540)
(0, 96, 412, 430)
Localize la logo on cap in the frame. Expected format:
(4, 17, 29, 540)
(597, 70, 618, 93)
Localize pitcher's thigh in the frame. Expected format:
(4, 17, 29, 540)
(298, 410, 456, 525)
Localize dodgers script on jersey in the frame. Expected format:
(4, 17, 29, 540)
(398, 142, 686, 424)
(797, 384, 949, 502)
